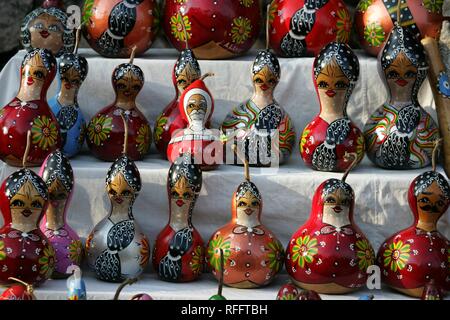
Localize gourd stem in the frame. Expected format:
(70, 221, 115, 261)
(22, 130, 31, 168)
(266, 4, 271, 50)
(120, 113, 129, 155)
(74, 27, 81, 54)
(113, 278, 138, 300)
(218, 248, 224, 296)
(129, 45, 137, 65)
(232, 144, 250, 181)
(200, 72, 214, 81)
(432, 138, 442, 172)
(341, 152, 358, 183)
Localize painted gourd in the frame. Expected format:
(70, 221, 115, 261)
(286, 156, 376, 294)
(376, 159, 450, 297)
(354, 0, 444, 57)
(153, 153, 204, 282)
(81, 0, 158, 58)
(66, 265, 87, 300)
(39, 150, 83, 278)
(300, 42, 365, 172)
(86, 54, 151, 162)
(421, 280, 443, 300)
(154, 48, 202, 158)
(363, 25, 439, 170)
(0, 277, 36, 300)
(0, 145, 55, 286)
(86, 117, 150, 282)
(0, 49, 61, 167)
(167, 77, 222, 171)
(162, 0, 261, 59)
(221, 48, 295, 167)
(206, 147, 284, 288)
(276, 283, 301, 300)
(48, 35, 88, 158)
(268, 0, 352, 57)
(20, 1, 75, 57)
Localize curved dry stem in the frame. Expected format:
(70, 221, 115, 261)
(22, 130, 32, 168)
(120, 112, 129, 155)
(232, 144, 250, 181)
(342, 152, 358, 183)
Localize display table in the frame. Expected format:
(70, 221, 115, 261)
(0, 49, 447, 300)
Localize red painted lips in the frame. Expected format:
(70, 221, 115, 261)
(40, 30, 50, 39)
(176, 199, 185, 207)
(325, 89, 336, 97)
(395, 79, 408, 87)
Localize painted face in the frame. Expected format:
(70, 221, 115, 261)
(21, 53, 48, 92)
(186, 94, 207, 123)
(10, 181, 45, 230)
(384, 52, 417, 97)
(176, 63, 200, 95)
(170, 176, 194, 209)
(416, 181, 449, 225)
(107, 172, 134, 207)
(316, 58, 349, 109)
(322, 187, 351, 228)
(236, 190, 261, 218)
(60, 67, 82, 92)
(29, 13, 64, 55)
(115, 70, 143, 101)
(253, 65, 278, 93)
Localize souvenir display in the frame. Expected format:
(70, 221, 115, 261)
(81, 0, 157, 58)
(153, 153, 205, 282)
(268, 0, 351, 57)
(300, 42, 364, 172)
(0, 134, 55, 286)
(162, 0, 261, 59)
(421, 36, 450, 179)
(86, 49, 151, 161)
(286, 153, 376, 294)
(86, 115, 150, 282)
(113, 278, 153, 300)
(209, 249, 226, 300)
(376, 142, 450, 298)
(421, 280, 443, 300)
(66, 265, 87, 300)
(39, 150, 83, 278)
(20, 0, 75, 57)
(0, 48, 61, 167)
(167, 75, 222, 171)
(154, 20, 202, 158)
(276, 283, 300, 300)
(364, 26, 439, 170)
(222, 18, 295, 167)
(354, 0, 444, 57)
(48, 29, 88, 158)
(206, 146, 284, 288)
(0, 277, 36, 300)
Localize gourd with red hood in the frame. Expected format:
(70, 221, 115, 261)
(0, 48, 61, 167)
(286, 153, 375, 294)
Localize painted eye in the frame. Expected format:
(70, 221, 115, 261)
(109, 189, 117, 196)
(132, 85, 141, 91)
(437, 200, 444, 207)
(177, 79, 186, 85)
(418, 197, 430, 203)
(318, 81, 328, 88)
(31, 201, 43, 209)
(48, 24, 60, 32)
(71, 80, 80, 86)
(387, 70, 400, 79)
(34, 71, 44, 79)
(325, 196, 336, 204)
(33, 22, 44, 30)
(335, 81, 348, 89)
(117, 84, 126, 90)
(11, 199, 25, 207)
(251, 201, 259, 207)
(268, 78, 276, 85)
(171, 191, 179, 198)
(122, 190, 131, 197)
(238, 201, 247, 207)
(183, 192, 191, 200)
(404, 71, 416, 78)
(255, 78, 263, 84)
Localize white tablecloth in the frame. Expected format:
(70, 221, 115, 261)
(0, 49, 447, 300)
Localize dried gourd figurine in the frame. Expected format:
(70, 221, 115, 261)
(276, 283, 300, 300)
(48, 29, 88, 158)
(300, 42, 364, 172)
(39, 150, 83, 278)
(153, 153, 204, 282)
(86, 47, 151, 161)
(0, 132, 55, 286)
(209, 249, 226, 300)
(376, 141, 449, 297)
(20, 0, 75, 57)
(167, 74, 221, 170)
(154, 16, 202, 157)
(222, 10, 295, 167)
(207, 146, 284, 288)
(286, 153, 375, 294)
(66, 265, 86, 300)
(0, 277, 36, 300)
(0, 48, 61, 167)
(86, 115, 150, 282)
(364, 25, 439, 169)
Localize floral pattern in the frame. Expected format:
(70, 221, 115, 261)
(136, 124, 151, 155)
(170, 13, 191, 42)
(300, 128, 310, 154)
(0, 241, 5, 260)
(355, 239, 374, 271)
(356, 135, 365, 160)
(266, 240, 284, 274)
(357, 0, 373, 13)
(139, 237, 150, 268)
(154, 115, 168, 143)
(336, 9, 351, 43)
(268, 1, 278, 24)
(240, 0, 253, 7)
(31, 116, 59, 150)
(231, 17, 252, 45)
(78, 123, 86, 146)
(364, 22, 385, 47)
(383, 240, 410, 272)
(69, 240, 83, 265)
(208, 234, 231, 271)
(85, 232, 94, 252)
(190, 245, 204, 275)
(81, 0, 95, 27)
(39, 245, 55, 279)
(87, 115, 112, 146)
(291, 235, 318, 268)
(422, 0, 443, 13)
